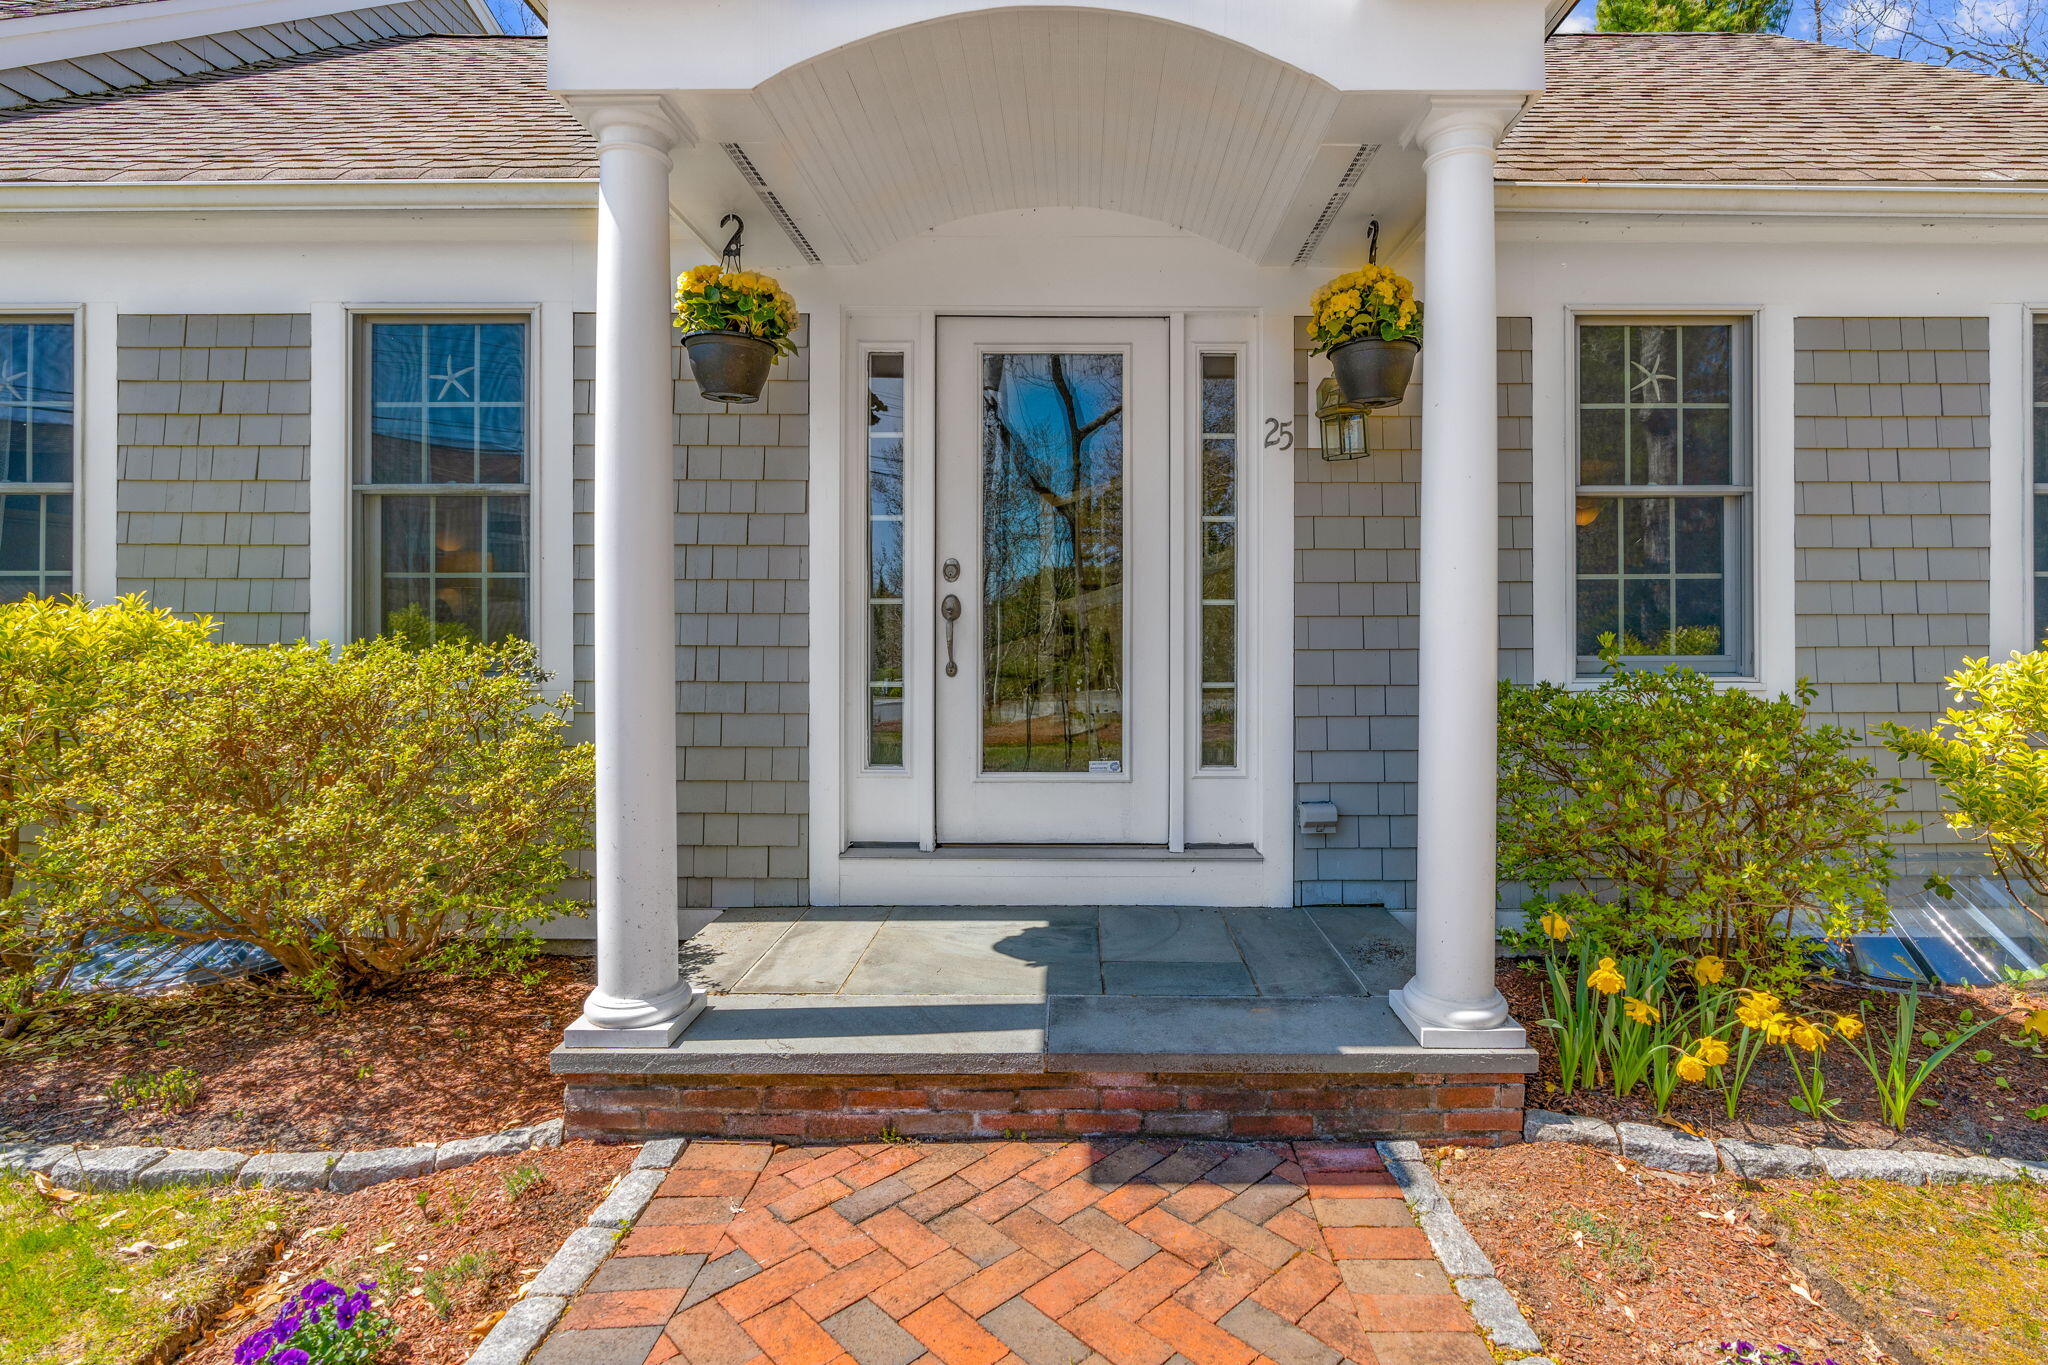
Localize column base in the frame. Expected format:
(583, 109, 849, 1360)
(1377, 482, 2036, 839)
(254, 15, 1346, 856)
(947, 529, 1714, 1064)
(1388, 987, 1528, 1050)
(562, 986, 708, 1049)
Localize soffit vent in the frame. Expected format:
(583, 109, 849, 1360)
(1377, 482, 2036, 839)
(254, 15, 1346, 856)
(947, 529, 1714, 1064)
(722, 143, 823, 265)
(1292, 144, 1378, 266)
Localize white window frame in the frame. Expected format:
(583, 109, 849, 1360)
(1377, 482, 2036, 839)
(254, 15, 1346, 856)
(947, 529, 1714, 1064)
(350, 309, 544, 650)
(0, 309, 85, 603)
(1535, 305, 1791, 692)
(2027, 312, 2048, 650)
(1569, 314, 1754, 677)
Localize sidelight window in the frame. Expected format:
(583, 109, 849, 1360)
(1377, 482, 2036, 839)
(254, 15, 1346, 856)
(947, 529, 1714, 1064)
(0, 317, 74, 603)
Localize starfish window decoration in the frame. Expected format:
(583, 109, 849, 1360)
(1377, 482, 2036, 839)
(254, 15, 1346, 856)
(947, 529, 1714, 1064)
(0, 359, 30, 406)
(427, 359, 476, 401)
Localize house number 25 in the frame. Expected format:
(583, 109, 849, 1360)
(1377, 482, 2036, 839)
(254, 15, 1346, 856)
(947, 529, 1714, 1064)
(1264, 418, 1293, 450)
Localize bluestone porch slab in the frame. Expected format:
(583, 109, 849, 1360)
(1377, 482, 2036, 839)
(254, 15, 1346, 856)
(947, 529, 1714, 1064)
(552, 994, 1050, 1074)
(842, 912, 1101, 995)
(687, 907, 801, 989)
(729, 907, 888, 993)
(1304, 905, 1418, 993)
(1047, 995, 1537, 1073)
(1099, 960, 1257, 995)
(1098, 905, 1240, 962)
(1225, 907, 1368, 996)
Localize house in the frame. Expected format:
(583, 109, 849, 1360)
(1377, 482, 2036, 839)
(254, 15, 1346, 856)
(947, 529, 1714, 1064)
(4, 0, 2045, 1142)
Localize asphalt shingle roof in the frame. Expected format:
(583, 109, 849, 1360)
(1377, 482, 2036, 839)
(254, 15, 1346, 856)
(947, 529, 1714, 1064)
(1, 30, 2045, 190)
(0, 34, 595, 183)
(0, 0, 158, 20)
(1502, 32, 2048, 184)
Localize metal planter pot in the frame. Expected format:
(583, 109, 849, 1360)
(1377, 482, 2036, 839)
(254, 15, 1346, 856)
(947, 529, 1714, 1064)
(681, 329, 777, 404)
(1329, 336, 1419, 409)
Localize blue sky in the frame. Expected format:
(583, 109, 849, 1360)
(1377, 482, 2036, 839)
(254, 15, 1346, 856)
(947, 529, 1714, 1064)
(1555, 0, 1962, 39)
(483, 0, 544, 35)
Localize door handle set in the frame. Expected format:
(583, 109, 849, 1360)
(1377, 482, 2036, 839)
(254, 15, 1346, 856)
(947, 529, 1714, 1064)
(940, 593, 961, 677)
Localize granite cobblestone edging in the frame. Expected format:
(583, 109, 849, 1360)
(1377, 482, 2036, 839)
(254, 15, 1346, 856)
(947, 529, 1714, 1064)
(1524, 1109, 2048, 1184)
(460, 1138, 677, 1365)
(1377, 1138, 1555, 1365)
(0, 1118, 565, 1193)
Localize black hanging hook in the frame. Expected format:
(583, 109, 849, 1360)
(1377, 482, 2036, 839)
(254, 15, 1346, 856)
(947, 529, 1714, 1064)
(1366, 218, 1380, 266)
(720, 214, 745, 273)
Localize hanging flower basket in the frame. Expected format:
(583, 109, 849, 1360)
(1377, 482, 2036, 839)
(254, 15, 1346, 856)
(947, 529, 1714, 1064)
(673, 263, 798, 405)
(679, 330, 777, 404)
(1308, 264, 1422, 409)
(1327, 336, 1419, 409)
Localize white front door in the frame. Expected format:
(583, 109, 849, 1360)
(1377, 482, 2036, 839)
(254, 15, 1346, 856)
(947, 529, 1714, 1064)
(934, 316, 1169, 844)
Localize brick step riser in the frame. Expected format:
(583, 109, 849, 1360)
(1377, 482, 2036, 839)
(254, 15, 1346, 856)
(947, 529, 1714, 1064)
(561, 1072, 1526, 1146)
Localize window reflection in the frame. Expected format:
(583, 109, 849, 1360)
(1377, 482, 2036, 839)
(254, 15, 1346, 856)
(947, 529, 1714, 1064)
(980, 352, 1125, 774)
(361, 320, 529, 644)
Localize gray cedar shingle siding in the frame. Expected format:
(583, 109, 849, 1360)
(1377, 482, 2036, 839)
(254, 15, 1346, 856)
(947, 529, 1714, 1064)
(1292, 317, 1533, 908)
(1794, 316, 1991, 869)
(114, 313, 311, 645)
(572, 313, 809, 912)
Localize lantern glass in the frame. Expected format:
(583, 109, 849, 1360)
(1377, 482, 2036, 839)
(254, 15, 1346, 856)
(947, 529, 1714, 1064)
(1315, 378, 1371, 461)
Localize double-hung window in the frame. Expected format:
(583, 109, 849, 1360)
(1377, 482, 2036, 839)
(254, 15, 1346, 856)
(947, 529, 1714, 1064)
(1574, 319, 1750, 675)
(0, 317, 74, 603)
(356, 317, 530, 643)
(2032, 318, 2048, 644)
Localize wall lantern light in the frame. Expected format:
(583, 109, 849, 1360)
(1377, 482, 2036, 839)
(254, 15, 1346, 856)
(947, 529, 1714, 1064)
(1316, 377, 1374, 461)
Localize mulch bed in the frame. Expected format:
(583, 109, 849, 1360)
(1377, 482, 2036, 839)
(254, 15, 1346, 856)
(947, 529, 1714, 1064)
(177, 1142, 633, 1365)
(1437, 1142, 1896, 1365)
(0, 956, 594, 1150)
(1501, 963, 2048, 1161)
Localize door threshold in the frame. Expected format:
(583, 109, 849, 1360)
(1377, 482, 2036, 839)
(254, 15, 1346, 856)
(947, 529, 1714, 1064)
(843, 843, 1262, 863)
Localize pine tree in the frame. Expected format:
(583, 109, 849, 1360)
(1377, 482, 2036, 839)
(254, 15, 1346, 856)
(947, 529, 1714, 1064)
(1595, 0, 1790, 31)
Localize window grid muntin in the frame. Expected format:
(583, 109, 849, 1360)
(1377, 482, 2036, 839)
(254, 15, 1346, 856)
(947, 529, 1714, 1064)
(356, 317, 531, 644)
(866, 352, 906, 768)
(1199, 352, 1239, 768)
(0, 317, 75, 605)
(1573, 319, 1750, 674)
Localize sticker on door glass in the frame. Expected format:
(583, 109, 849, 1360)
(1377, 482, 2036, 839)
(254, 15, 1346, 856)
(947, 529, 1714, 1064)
(1088, 760, 1122, 774)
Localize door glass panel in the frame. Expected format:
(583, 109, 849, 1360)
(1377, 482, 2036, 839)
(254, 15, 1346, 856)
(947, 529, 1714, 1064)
(979, 351, 1125, 773)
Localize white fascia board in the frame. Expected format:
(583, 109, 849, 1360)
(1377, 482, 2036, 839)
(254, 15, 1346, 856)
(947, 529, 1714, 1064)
(0, 0, 429, 67)
(0, 179, 595, 213)
(1498, 179, 2048, 221)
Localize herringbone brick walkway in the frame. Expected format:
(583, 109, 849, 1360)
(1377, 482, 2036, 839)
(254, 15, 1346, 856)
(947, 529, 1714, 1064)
(531, 1139, 1493, 1365)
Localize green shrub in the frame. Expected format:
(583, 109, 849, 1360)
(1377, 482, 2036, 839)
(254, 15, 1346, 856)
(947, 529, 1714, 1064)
(27, 635, 593, 1000)
(1884, 650, 2048, 927)
(0, 595, 216, 1037)
(1499, 652, 1903, 988)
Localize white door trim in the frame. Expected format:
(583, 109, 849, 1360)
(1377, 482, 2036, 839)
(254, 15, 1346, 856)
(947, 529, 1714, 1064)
(812, 301, 1295, 909)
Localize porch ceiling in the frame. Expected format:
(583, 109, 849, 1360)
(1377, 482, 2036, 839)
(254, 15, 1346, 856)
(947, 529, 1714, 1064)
(654, 7, 1436, 268)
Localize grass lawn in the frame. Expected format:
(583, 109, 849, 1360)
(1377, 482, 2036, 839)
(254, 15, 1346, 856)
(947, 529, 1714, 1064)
(0, 1173, 285, 1365)
(1769, 1180, 2048, 1365)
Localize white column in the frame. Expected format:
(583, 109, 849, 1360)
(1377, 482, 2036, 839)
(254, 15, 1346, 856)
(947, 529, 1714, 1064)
(564, 100, 705, 1048)
(1390, 98, 1527, 1050)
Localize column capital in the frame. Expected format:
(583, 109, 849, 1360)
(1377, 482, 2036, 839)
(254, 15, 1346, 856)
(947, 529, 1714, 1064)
(563, 94, 695, 154)
(1408, 96, 1524, 162)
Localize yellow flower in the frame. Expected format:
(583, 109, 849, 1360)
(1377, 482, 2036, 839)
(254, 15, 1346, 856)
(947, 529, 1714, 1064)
(2023, 1008, 2048, 1040)
(1833, 1014, 1864, 1041)
(1789, 1019, 1827, 1053)
(1623, 996, 1661, 1026)
(1763, 1012, 1796, 1045)
(1735, 990, 1782, 1030)
(1694, 1035, 1731, 1067)
(1587, 958, 1625, 995)
(1692, 956, 1726, 986)
(1538, 910, 1570, 941)
(1675, 1053, 1708, 1083)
